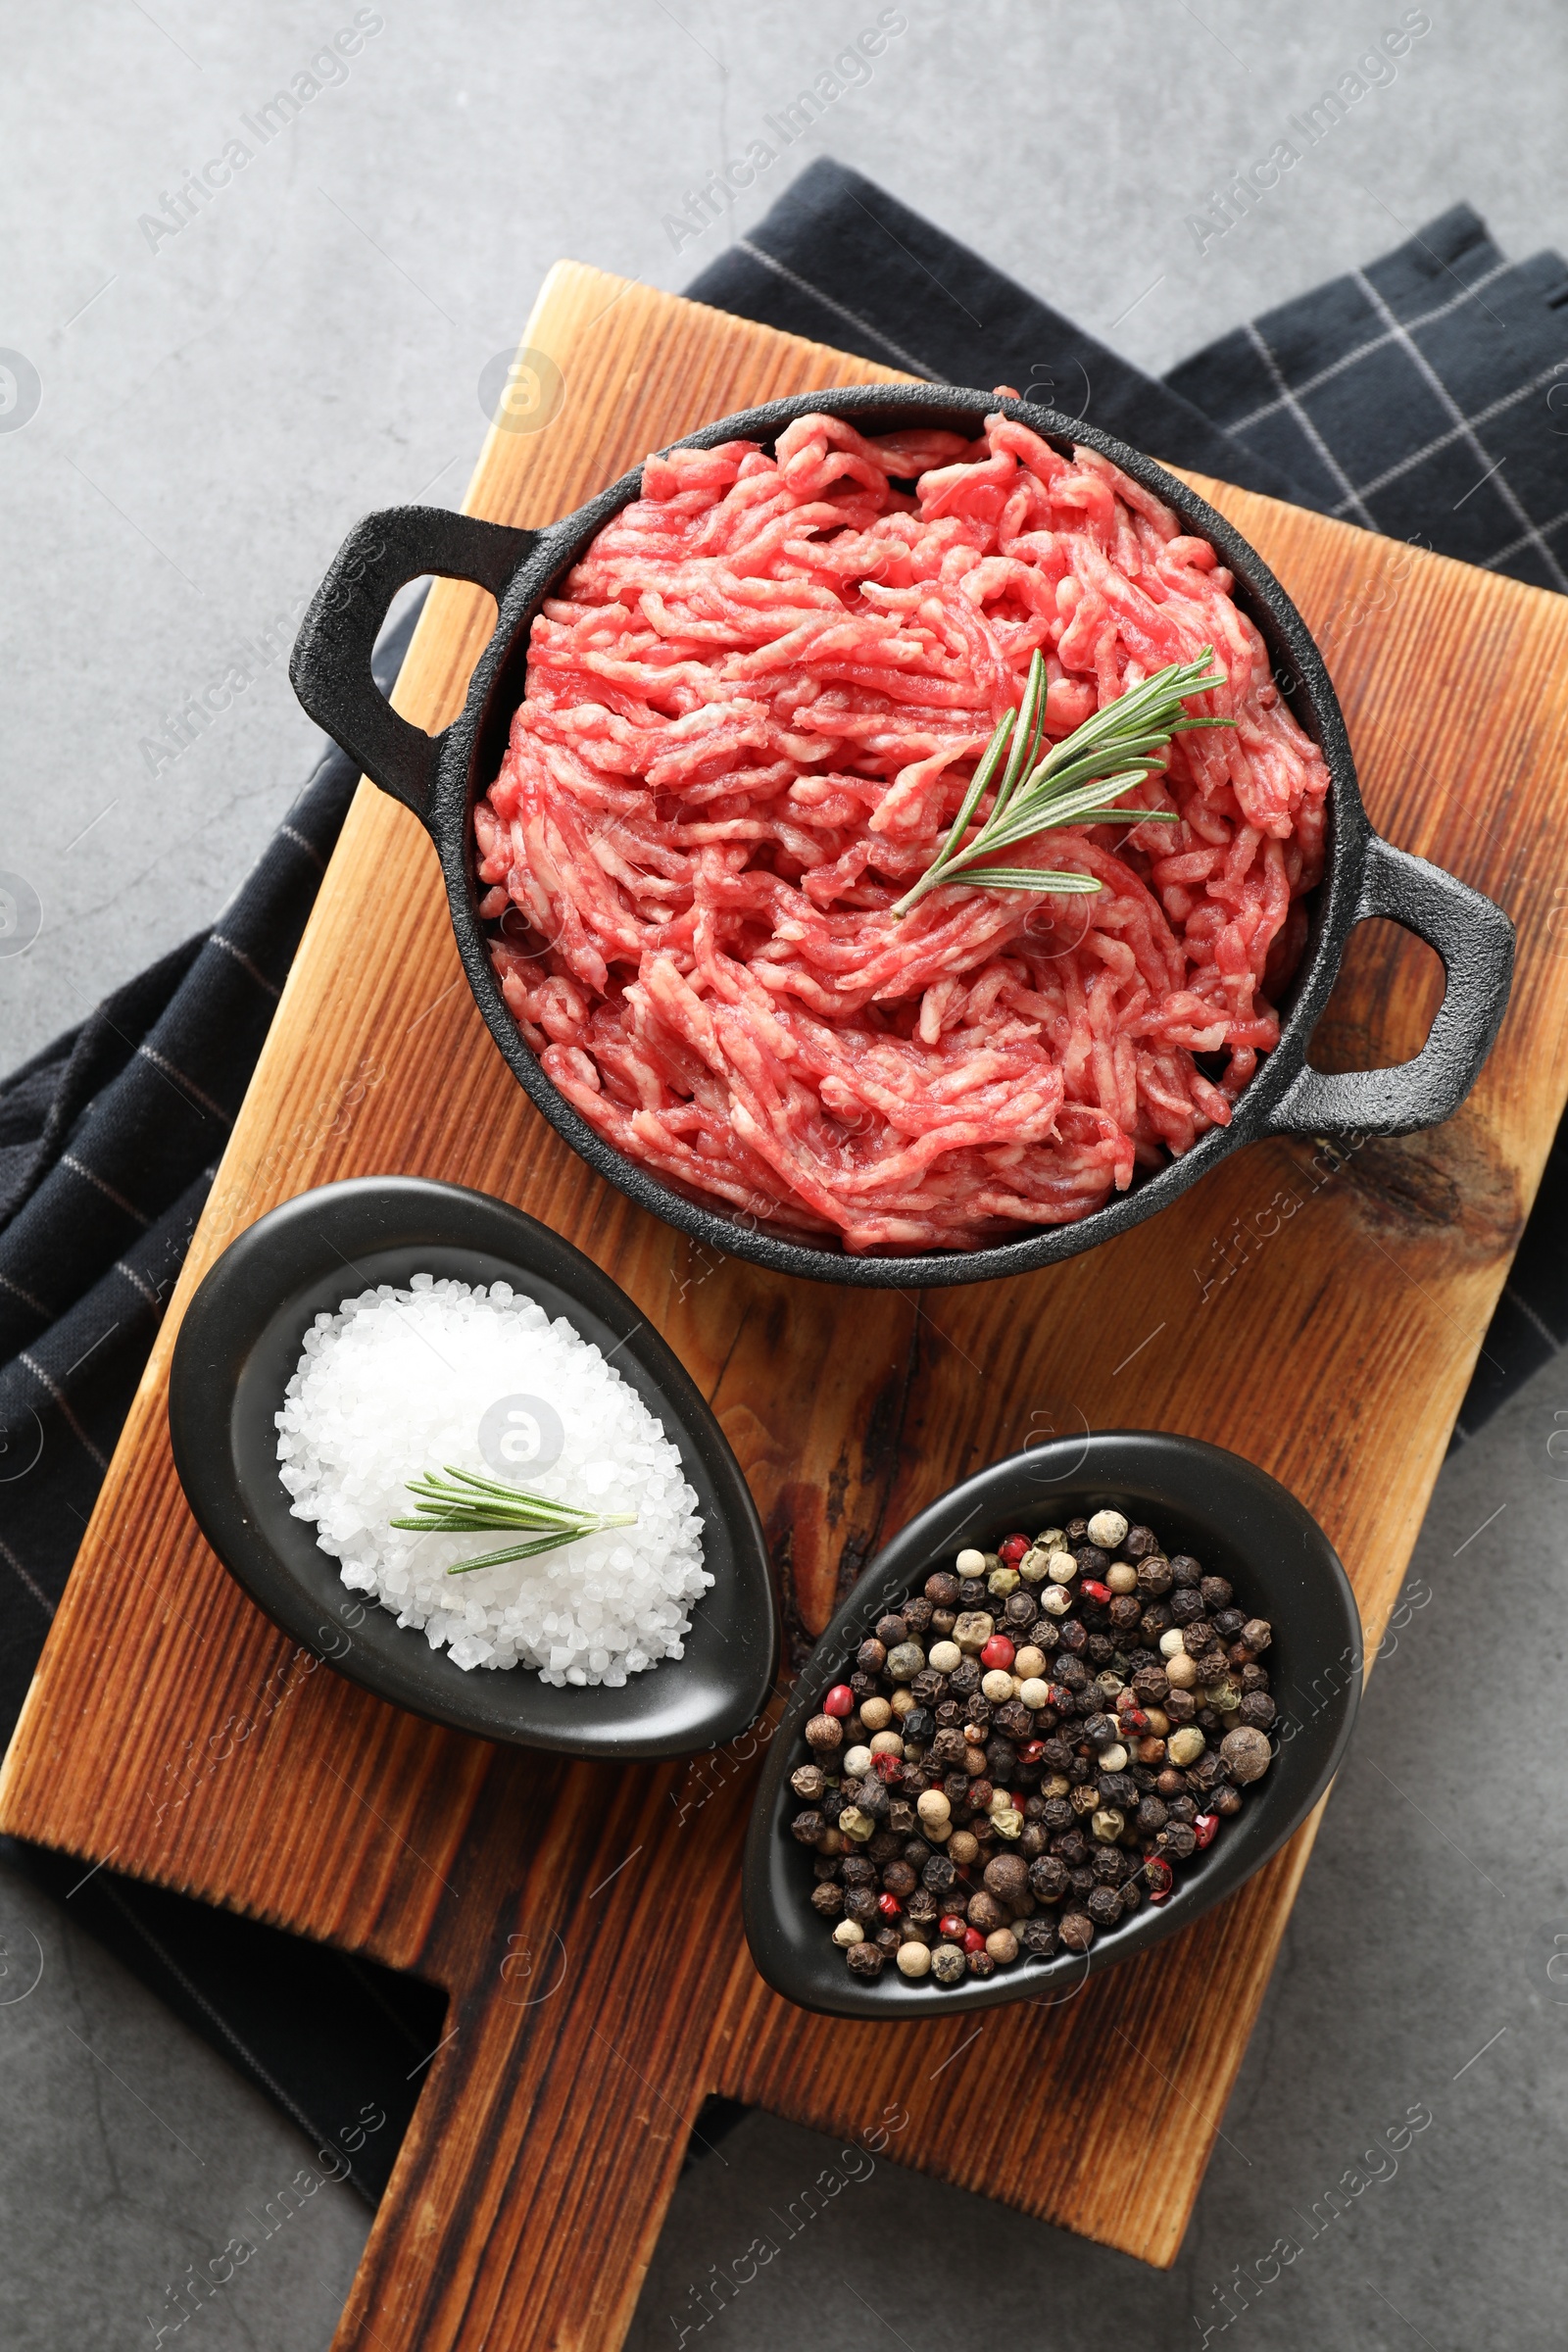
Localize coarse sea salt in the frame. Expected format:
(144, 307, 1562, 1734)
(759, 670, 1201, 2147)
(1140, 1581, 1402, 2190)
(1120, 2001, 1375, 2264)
(274, 1275, 710, 1686)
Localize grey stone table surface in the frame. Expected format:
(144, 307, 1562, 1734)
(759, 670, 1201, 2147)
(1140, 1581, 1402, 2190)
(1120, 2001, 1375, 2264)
(2, 1, 1566, 2345)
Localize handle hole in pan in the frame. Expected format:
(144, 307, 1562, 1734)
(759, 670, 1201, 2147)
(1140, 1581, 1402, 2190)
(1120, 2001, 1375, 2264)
(1305, 916, 1446, 1075)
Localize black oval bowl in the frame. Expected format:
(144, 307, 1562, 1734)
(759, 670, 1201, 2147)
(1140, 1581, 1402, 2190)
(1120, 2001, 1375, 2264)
(742, 1430, 1360, 2020)
(168, 1176, 779, 1759)
(292, 383, 1512, 1289)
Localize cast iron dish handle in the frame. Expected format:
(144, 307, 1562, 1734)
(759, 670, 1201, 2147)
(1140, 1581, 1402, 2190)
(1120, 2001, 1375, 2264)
(291, 507, 540, 827)
(1264, 832, 1514, 1140)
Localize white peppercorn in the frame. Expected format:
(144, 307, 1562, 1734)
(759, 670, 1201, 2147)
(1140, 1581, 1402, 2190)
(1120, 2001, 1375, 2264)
(1106, 1561, 1139, 1594)
(1166, 1726, 1206, 1767)
(896, 1939, 933, 1978)
(1040, 1586, 1072, 1616)
(1086, 1508, 1129, 1549)
(1046, 1550, 1078, 1584)
(832, 1918, 864, 1946)
(843, 1743, 873, 1779)
(956, 1547, 987, 1575)
(981, 1668, 1016, 1703)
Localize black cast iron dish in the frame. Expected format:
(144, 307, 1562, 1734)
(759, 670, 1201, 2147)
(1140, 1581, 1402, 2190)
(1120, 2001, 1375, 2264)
(292, 386, 1514, 1290)
(168, 1175, 779, 1759)
(742, 1431, 1360, 2020)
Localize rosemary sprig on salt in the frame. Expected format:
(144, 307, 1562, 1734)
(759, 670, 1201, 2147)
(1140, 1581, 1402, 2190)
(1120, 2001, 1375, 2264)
(392, 1464, 638, 1576)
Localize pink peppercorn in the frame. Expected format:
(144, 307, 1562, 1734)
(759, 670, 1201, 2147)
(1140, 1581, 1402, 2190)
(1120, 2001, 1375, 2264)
(980, 1635, 1015, 1671)
(877, 1891, 902, 1920)
(1194, 1811, 1219, 1850)
(823, 1685, 855, 1718)
(1079, 1579, 1111, 1606)
(961, 1926, 985, 1954)
(998, 1535, 1031, 1566)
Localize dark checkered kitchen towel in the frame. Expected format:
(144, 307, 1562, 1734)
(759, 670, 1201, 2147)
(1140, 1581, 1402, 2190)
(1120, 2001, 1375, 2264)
(4, 156, 1566, 2195)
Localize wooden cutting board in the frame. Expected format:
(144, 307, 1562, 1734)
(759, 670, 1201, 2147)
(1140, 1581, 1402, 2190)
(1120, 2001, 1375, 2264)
(4, 263, 1567, 2347)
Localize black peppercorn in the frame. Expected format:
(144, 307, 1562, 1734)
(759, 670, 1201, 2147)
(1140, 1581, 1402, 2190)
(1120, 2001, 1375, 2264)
(964, 1693, 994, 1731)
(791, 1809, 825, 1844)
(985, 1740, 1017, 1781)
(813, 1853, 843, 1883)
(1136, 1554, 1174, 1596)
(1087, 1885, 1121, 1926)
(1124, 1524, 1158, 1559)
(868, 1829, 903, 1865)
(1018, 1917, 1057, 1957)
(904, 1707, 937, 1746)
(957, 1577, 987, 1607)
(1240, 1663, 1271, 1692)
(842, 1854, 874, 1886)
(906, 1886, 941, 1925)
(1099, 1771, 1137, 1809)
(1239, 1691, 1276, 1729)
(1169, 1589, 1202, 1626)
(935, 1699, 964, 1729)
(1074, 1544, 1110, 1578)
(903, 1837, 932, 1869)
(844, 1886, 879, 1924)
(1213, 1785, 1245, 1817)
(967, 1949, 997, 1980)
(1064, 1517, 1089, 1542)
(1200, 1575, 1233, 1611)
(1058, 1912, 1095, 1953)
(1082, 1712, 1115, 1748)
(846, 1942, 885, 1979)
(1028, 1854, 1069, 1903)
(1156, 1768, 1185, 1798)
(858, 1639, 888, 1675)
(1091, 1844, 1127, 1884)
(1107, 1595, 1143, 1632)
(1212, 1606, 1246, 1640)
(1169, 1553, 1202, 1587)
(1164, 1689, 1197, 1724)
(903, 1595, 934, 1634)
(922, 1853, 956, 1895)
(875, 1613, 908, 1648)
(949, 1657, 981, 1697)
(850, 1671, 880, 1701)
(1068, 1864, 1097, 1897)
(994, 1700, 1033, 1741)
(1120, 1877, 1144, 1915)
(1166, 1794, 1199, 1823)
(926, 1571, 960, 1606)
(811, 1881, 845, 1919)
(1141, 1607, 1172, 1644)
(882, 1860, 918, 1898)
(821, 1788, 846, 1824)
(931, 1608, 957, 1636)
(1137, 1795, 1168, 1835)
(1054, 1648, 1088, 1686)
(791, 1763, 826, 1802)
(1159, 1821, 1198, 1860)
(1004, 1590, 1038, 1629)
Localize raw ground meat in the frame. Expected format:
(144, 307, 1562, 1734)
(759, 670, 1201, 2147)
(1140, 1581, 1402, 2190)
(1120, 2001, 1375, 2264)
(475, 409, 1329, 1252)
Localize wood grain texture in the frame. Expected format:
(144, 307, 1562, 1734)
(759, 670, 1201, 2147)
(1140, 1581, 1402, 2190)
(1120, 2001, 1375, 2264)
(4, 265, 1568, 2340)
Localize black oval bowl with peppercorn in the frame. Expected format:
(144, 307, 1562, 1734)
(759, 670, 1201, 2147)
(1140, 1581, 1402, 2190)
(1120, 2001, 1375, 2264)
(743, 1431, 1359, 2020)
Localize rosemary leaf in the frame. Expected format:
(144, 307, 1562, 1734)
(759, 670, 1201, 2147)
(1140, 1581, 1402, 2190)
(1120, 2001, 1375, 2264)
(890, 646, 1230, 920)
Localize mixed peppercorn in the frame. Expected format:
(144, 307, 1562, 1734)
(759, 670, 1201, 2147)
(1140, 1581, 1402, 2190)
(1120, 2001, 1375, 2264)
(788, 1510, 1276, 1986)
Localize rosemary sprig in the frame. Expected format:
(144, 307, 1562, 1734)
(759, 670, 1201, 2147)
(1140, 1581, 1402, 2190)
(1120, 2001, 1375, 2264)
(889, 646, 1233, 920)
(391, 1464, 637, 1577)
